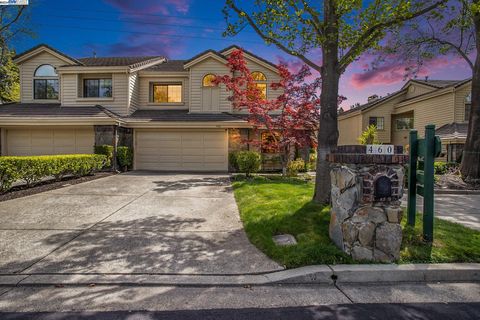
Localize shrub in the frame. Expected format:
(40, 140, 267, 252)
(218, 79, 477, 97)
(229, 151, 240, 172)
(0, 154, 106, 192)
(357, 124, 380, 145)
(434, 162, 448, 175)
(236, 151, 262, 177)
(308, 151, 317, 171)
(94, 145, 114, 168)
(287, 158, 306, 177)
(117, 146, 133, 171)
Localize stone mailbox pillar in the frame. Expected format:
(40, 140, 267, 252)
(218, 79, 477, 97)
(327, 145, 408, 262)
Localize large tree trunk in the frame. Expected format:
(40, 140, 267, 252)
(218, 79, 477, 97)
(313, 0, 340, 204)
(460, 10, 480, 183)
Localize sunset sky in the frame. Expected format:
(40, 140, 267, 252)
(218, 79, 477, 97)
(12, 0, 472, 108)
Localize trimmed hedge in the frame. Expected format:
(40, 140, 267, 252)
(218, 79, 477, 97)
(117, 146, 133, 171)
(0, 154, 107, 192)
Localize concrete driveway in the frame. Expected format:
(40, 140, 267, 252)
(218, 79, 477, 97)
(0, 172, 282, 275)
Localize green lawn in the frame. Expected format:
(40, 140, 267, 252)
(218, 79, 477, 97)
(232, 175, 480, 268)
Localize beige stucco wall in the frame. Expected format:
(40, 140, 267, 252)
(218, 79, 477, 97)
(360, 94, 406, 143)
(453, 82, 471, 123)
(338, 112, 362, 145)
(61, 72, 129, 115)
(128, 72, 140, 113)
(395, 91, 455, 137)
(189, 57, 231, 113)
(19, 51, 66, 103)
(404, 83, 435, 100)
(137, 75, 189, 110)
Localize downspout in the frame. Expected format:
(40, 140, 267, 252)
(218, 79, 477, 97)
(113, 124, 118, 171)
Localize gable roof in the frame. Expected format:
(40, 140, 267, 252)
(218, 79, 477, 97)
(436, 122, 468, 139)
(340, 89, 406, 117)
(220, 45, 279, 71)
(75, 56, 164, 68)
(183, 49, 229, 68)
(144, 59, 186, 72)
(13, 44, 83, 65)
(402, 78, 470, 90)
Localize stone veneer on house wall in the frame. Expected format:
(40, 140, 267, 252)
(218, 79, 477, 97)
(327, 145, 408, 262)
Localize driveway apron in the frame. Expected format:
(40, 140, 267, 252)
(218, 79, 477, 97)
(0, 172, 282, 275)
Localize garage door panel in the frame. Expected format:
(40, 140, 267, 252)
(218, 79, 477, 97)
(6, 128, 94, 156)
(135, 130, 227, 172)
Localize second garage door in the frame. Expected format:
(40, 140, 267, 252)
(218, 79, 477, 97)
(5, 127, 95, 156)
(135, 130, 228, 171)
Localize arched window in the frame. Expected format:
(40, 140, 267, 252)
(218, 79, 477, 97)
(251, 71, 267, 98)
(202, 74, 217, 87)
(34, 64, 57, 77)
(34, 64, 59, 100)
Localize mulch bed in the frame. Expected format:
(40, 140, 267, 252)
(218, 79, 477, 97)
(0, 172, 116, 202)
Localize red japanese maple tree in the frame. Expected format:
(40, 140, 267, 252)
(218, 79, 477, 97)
(214, 49, 323, 173)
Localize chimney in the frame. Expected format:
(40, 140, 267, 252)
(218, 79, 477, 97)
(93, 50, 97, 58)
(425, 76, 429, 81)
(368, 94, 379, 103)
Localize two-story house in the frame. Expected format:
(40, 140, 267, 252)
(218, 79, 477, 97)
(0, 44, 282, 171)
(338, 79, 472, 162)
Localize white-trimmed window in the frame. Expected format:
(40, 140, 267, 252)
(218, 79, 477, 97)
(33, 64, 59, 100)
(152, 83, 182, 103)
(395, 117, 414, 130)
(369, 116, 385, 130)
(251, 71, 267, 99)
(83, 79, 112, 98)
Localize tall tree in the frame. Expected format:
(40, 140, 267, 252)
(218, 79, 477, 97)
(223, 0, 447, 204)
(215, 49, 321, 174)
(378, 0, 479, 183)
(0, 4, 30, 103)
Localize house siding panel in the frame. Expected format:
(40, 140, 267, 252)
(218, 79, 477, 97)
(361, 95, 405, 143)
(61, 72, 129, 115)
(338, 112, 362, 145)
(453, 83, 471, 123)
(189, 58, 231, 113)
(129, 72, 140, 113)
(19, 52, 66, 103)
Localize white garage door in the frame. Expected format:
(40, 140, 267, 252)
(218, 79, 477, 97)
(6, 127, 95, 156)
(135, 130, 228, 171)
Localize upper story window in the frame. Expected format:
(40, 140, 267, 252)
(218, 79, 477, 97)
(465, 93, 472, 122)
(369, 116, 385, 130)
(202, 74, 217, 87)
(251, 71, 267, 99)
(34, 64, 59, 100)
(152, 83, 182, 103)
(395, 117, 414, 130)
(84, 79, 112, 98)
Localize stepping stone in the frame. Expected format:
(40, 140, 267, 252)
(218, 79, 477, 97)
(272, 234, 297, 246)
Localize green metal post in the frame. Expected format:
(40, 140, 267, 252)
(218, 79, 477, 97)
(407, 130, 418, 226)
(423, 125, 436, 242)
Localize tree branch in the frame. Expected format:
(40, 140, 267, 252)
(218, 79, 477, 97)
(227, 1, 322, 72)
(338, 0, 447, 72)
(0, 6, 25, 34)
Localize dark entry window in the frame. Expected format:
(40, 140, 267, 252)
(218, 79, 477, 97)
(34, 79, 59, 99)
(84, 79, 112, 98)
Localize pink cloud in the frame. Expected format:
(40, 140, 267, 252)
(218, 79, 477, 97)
(104, 0, 190, 15)
(349, 54, 466, 89)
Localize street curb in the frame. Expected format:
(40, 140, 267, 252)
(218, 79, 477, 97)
(434, 189, 480, 195)
(0, 264, 478, 286)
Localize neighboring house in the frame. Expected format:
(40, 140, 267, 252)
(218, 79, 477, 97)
(0, 44, 283, 171)
(338, 79, 472, 162)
